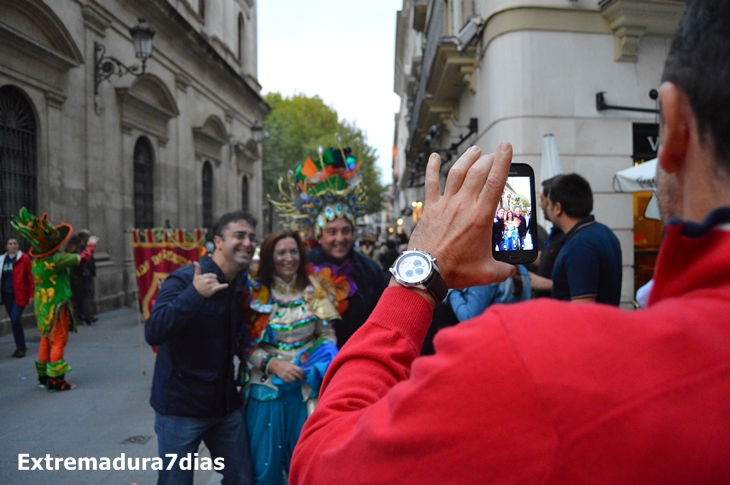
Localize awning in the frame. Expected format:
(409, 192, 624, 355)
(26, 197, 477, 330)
(613, 159, 660, 220)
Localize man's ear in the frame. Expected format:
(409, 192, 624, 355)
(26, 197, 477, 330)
(213, 234, 222, 250)
(552, 201, 563, 217)
(658, 82, 691, 175)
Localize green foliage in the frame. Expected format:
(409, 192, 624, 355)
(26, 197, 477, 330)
(516, 193, 531, 208)
(262, 93, 385, 217)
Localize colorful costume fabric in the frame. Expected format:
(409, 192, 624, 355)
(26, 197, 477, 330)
(243, 273, 338, 485)
(11, 208, 95, 389)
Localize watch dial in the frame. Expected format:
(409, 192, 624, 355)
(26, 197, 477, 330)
(396, 253, 431, 284)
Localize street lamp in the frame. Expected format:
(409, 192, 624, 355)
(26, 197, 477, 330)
(94, 18, 156, 96)
(250, 120, 264, 144)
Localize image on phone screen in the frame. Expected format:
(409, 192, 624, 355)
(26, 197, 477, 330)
(491, 164, 538, 264)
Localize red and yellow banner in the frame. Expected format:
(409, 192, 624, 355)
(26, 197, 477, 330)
(132, 229, 206, 319)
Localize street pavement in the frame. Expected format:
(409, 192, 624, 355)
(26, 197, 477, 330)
(0, 307, 223, 485)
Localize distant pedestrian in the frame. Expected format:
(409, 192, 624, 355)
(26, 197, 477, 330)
(65, 235, 92, 325)
(1, 236, 34, 358)
(378, 239, 399, 277)
(78, 230, 97, 323)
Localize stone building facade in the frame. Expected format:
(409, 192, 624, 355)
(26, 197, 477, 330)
(393, 0, 685, 306)
(0, 0, 268, 332)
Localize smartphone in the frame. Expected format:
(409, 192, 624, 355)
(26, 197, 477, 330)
(492, 163, 538, 264)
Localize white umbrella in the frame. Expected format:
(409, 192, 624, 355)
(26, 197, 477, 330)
(541, 134, 563, 185)
(539, 134, 563, 229)
(613, 158, 660, 220)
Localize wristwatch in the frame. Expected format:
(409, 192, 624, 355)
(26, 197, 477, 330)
(389, 249, 449, 304)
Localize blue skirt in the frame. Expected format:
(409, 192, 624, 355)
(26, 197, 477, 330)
(245, 385, 309, 485)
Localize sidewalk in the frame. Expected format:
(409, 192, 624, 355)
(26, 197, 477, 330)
(0, 307, 222, 485)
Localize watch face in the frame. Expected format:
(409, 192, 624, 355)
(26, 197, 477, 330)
(395, 252, 432, 284)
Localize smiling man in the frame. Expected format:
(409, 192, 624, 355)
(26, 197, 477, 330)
(308, 216, 388, 348)
(145, 211, 257, 485)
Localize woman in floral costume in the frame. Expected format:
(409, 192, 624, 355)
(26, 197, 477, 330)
(241, 230, 342, 485)
(11, 208, 98, 392)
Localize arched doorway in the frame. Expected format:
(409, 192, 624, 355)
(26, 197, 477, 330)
(0, 85, 37, 245)
(133, 137, 155, 228)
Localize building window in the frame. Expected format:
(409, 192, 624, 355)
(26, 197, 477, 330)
(238, 13, 244, 61)
(203, 161, 214, 229)
(241, 175, 249, 212)
(0, 86, 37, 246)
(198, 0, 205, 20)
(133, 137, 155, 229)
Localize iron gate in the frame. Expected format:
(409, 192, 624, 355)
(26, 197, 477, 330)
(0, 85, 37, 248)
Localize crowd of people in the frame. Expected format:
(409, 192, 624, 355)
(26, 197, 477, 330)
(3, 2, 729, 482)
(493, 207, 531, 251)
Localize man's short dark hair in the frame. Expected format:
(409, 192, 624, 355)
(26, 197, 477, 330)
(548, 173, 593, 219)
(662, 0, 730, 174)
(213, 211, 257, 238)
(541, 175, 562, 198)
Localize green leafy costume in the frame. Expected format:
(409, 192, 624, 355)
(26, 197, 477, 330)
(12, 208, 81, 383)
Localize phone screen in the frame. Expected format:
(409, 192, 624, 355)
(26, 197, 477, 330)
(492, 165, 538, 264)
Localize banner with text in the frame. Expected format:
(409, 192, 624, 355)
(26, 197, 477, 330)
(132, 229, 206, 319)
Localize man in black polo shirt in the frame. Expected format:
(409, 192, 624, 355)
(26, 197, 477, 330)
(546, 174, 622, 305)
(528, 176, 565, 298)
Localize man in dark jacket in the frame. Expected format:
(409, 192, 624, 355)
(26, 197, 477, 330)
(146, 211, 256, 485)
(308, 218, 388, 348)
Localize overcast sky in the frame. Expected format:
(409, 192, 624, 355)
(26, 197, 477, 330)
(258, 0, 402, 185)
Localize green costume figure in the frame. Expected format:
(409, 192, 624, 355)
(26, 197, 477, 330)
(11, 208, 98, 392)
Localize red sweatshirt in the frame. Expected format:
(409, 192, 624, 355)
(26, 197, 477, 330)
(290, 213, 730, 484)
(1, 251, 34, 307)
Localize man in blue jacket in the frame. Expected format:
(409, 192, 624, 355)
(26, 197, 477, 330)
(146, 211, 257, 485)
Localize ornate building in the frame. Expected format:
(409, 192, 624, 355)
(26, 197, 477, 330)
(392, 0, 685, 306)
(0, 0, 268, 327)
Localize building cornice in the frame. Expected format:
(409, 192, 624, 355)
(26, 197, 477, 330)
(599, 0, 686, 62)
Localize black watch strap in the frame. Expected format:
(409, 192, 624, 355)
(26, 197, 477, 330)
(424, 270, 448, 304)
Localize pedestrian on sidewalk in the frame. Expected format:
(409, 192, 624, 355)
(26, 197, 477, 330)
(146, 211, 256, 485)
(11, 208, 98, 391)
(0, 236, 34, 358)
(78, 230, 98, 323)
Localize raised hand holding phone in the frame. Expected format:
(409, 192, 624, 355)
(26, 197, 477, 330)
(405, 144, 516, 290)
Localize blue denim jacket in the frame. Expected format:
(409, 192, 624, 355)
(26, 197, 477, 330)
(448, 264, 532, 322)
(146, 257, 248, 418)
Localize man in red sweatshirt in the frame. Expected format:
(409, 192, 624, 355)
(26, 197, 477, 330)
(290, 1, 730, 483)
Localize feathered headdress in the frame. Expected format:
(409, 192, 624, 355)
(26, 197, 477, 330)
(270, 140, 367, 237)
(11, 207, 73, 258)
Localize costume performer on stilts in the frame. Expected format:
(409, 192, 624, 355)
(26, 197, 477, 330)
(11, 208, 98, 392)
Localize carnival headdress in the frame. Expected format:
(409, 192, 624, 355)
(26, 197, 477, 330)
(270, 140, 367, 237)
(11, 207, 73, 258)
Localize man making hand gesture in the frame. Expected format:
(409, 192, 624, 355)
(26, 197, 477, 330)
(146, 211, 257, 485)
